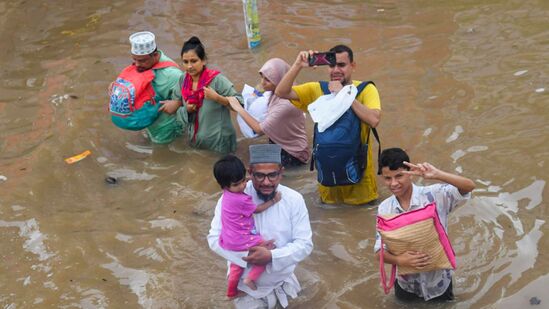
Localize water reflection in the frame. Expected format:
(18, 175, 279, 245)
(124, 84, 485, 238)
(102, 252, 153, 307)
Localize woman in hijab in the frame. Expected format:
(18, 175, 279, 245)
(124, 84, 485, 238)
(228, 58, 309, 167)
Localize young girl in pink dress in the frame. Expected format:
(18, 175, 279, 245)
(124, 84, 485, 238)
(213, 154, 281, 298)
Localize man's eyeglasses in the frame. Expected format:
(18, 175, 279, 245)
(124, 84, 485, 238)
(252, 170, 281, 182)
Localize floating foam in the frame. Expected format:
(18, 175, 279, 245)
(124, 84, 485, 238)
(467, 145, 489, 152)
(149, 218, 181, 230)
(513, 70, 528, 76)
(446, 125, 464, 143)
(108, 168, 157, 181)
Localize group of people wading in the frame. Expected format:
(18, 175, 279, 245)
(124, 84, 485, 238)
(109, 31, 475, 308)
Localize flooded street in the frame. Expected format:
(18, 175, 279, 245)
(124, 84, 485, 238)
(0, 0, 548, 308)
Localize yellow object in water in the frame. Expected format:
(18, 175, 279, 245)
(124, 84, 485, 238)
(64, 150, 91, 164)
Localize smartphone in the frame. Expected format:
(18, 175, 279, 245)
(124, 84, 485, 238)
(308, 52, 336, 66)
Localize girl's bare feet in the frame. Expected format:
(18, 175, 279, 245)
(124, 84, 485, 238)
(227, 291, 246, 300)
(243, 277, 257, 290)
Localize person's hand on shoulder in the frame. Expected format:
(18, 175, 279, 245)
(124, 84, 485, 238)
(158, 100, 181, 114)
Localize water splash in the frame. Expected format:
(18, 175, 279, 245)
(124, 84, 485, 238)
(125, 142, 153, 154)
(0, 218, 54, 261)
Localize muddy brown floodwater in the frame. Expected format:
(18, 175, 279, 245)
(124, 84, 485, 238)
(0, 0, 548, 308)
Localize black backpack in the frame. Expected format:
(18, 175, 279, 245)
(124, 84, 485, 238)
(310, 81, 381, 186)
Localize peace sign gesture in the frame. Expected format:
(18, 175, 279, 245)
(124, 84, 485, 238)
(402, 161, 441, 180)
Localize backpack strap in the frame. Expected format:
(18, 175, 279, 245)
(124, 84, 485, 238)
(356, 80, 375, 95)
(355, 81, 382, 175)
(372, 127, 381, 175)
(310, 123, 317, 171)
(311, 80, 329, 171)
(319, 81, 330, 95)
(318, 80, 376, 95)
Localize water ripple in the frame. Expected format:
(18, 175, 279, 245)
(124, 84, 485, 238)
(101, 252, 154, 308)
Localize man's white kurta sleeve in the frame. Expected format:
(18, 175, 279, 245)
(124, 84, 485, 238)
(207, 198, 248, 268)
(269, 196, 313, 272)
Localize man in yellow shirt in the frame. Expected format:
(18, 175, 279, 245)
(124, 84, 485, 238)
(275, 45, 381, 205)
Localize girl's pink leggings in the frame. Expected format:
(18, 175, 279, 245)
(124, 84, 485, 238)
(226, 263, 266, 297)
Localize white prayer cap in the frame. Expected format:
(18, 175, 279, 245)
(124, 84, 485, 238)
(129, 31, 157, 55)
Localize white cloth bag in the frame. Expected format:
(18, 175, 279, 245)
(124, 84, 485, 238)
(237, 84, 269, 138)
(307, 84, 358, 132)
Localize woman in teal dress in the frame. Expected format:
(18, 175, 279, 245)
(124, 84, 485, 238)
(168, 36, 243, 153)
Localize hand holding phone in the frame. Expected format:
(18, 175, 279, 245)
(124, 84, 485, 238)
(308, 52, 336, 66)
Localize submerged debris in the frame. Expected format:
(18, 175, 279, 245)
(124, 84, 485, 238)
(105, 176, 118, 185)
(530, 297, 541, 305)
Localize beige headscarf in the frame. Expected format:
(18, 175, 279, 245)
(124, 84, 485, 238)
(258, 58, 310, 163)
(259, 58, 290, 89)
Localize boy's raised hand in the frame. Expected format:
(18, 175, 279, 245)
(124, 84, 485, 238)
(402, 161, 441, 180)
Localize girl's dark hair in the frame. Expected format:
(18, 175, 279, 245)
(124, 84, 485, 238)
(213, 155, 246, 189)
(379, 148, 410, 172)
(181, 36, 206, 60)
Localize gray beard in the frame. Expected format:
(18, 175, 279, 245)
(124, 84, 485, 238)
(257, 190, 277, 202)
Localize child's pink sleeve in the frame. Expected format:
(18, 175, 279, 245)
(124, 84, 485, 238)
(240, 194, 257, 217)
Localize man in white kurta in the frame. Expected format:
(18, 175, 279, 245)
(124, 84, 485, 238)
(207, 144, 313, 308)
